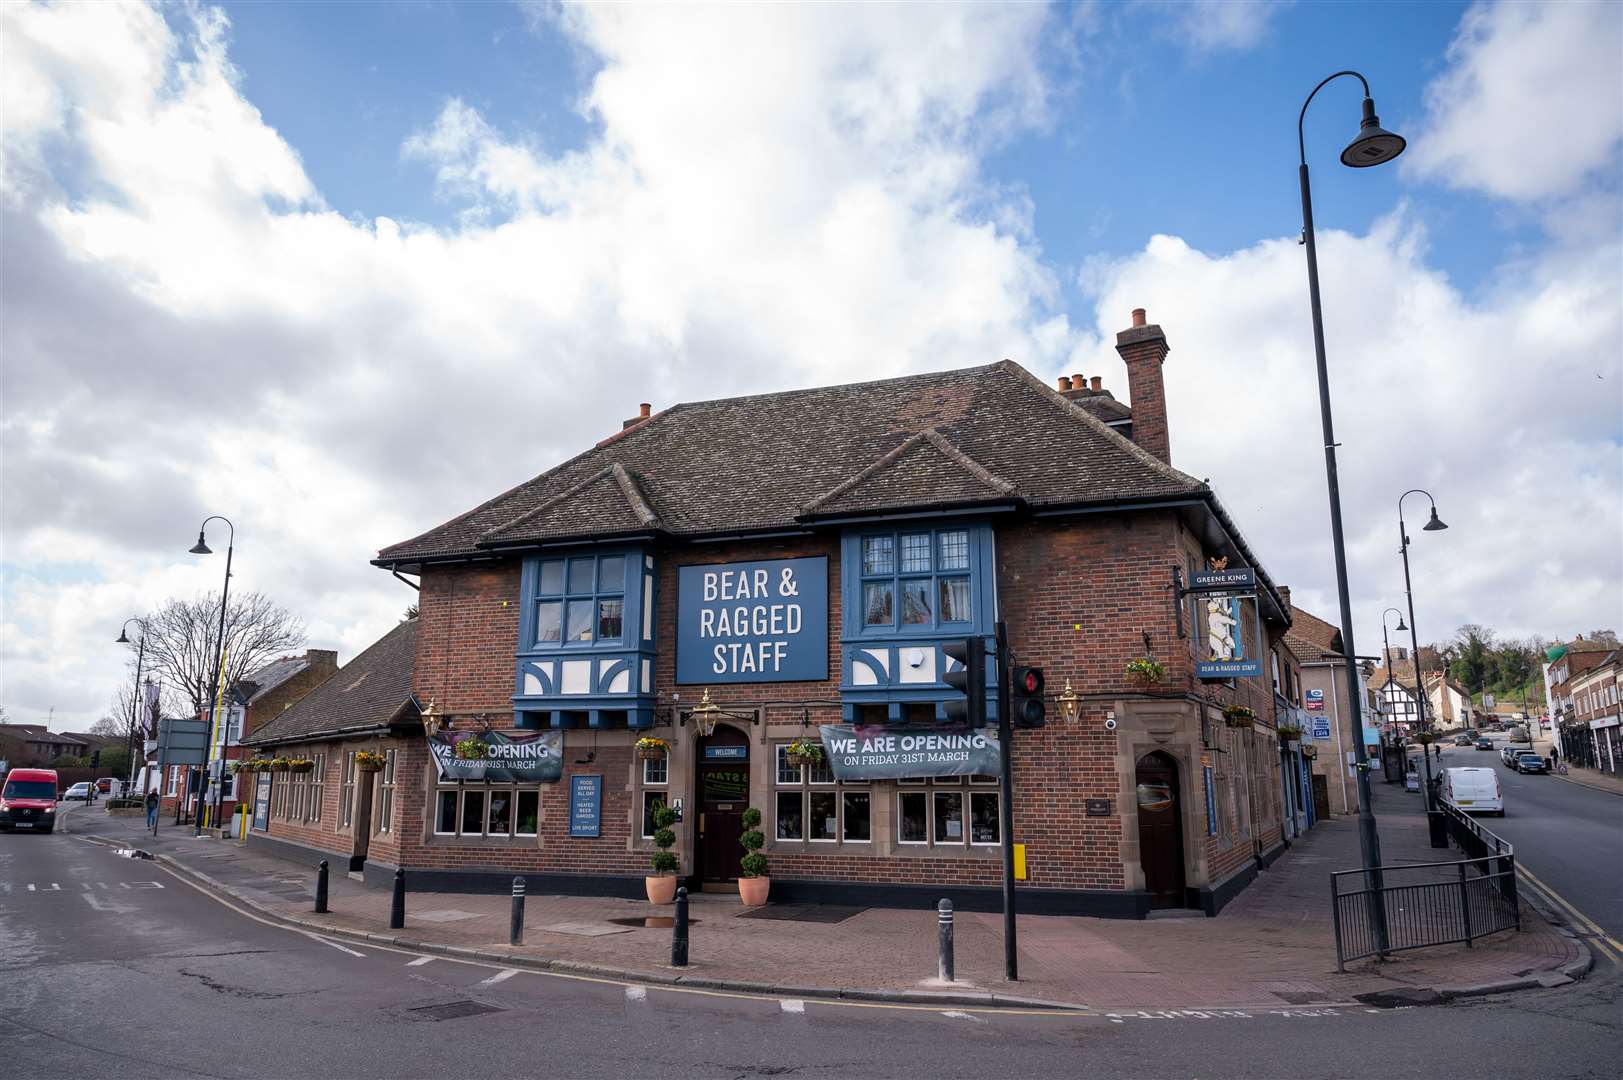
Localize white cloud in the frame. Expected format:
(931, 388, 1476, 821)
(1158, 0, 1289, 53)
(1407, 0, 1623, 202)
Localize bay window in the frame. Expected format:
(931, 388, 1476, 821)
(859, 528, 974, 631)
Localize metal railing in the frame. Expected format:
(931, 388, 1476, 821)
(1330, 808, 1519, 971)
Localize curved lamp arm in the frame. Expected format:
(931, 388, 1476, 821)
(1299, 70, 1370, 164)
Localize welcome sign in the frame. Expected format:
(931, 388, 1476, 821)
(676, 557, 828, 684)
(819, 724, 1000, 781)
(428, 729, 563, 784)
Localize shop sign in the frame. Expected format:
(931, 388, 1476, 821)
(676, 557, 828, 684)
(703, 745, 748, 760)
(818, 724, 998, 781)
(1196, 593, 1263, 679)
(1311, 716, 1331, 740)
(428, 729, 563, 784)
(1306, 688, 1325, 711)
(1085, 798, 1111, 817)
(568, 775, 601, 838)
(1188, 566, 1256, 593)
(252, 773, 271, 831)
(1203, 765, 1217, 836)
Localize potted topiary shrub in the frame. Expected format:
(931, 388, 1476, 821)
(635, 736, 670, 762)
(785, 739, 824, 769)
(1276, 722, 1304, 744)
(646, 801, 680, 905)
(738, 807, 769, 906)
(1125, 657, 1165, 690)
(1222, 704, 1257, 729)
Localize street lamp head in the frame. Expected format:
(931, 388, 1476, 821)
(115, 628, 130, 643)
(1340, 97, 1406, 168)
(1423, 507, 1447, 531)
(189, 529, 212, 555)
(1396, 616, 1408, 632)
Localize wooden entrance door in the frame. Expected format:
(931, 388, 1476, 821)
(1135, 752, 1186, 909)
(696, 725, 749, 884)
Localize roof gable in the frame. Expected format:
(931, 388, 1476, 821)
(483, 463, 662, 546)
(243, 620, 419, 747)
(802, 428, 1017, 519)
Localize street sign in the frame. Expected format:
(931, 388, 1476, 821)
(157, 718, 209, 766)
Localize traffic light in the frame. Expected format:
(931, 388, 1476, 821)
(941, 637, 986, 727)
(1012, 666, 1046, 728)
(91, 749, 101, 767)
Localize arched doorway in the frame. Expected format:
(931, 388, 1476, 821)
(694, 724, 750, 886)
(1135, 751, 1187, 909)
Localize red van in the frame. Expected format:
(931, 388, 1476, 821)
(1, 767, 60, 833)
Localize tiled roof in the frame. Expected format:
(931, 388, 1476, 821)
(1284, 607, 1344, 660)
(242, 621, 419, 747)
(378, 361, 1206, 564)
(233, 655, 310, 706)
(1071, 394, 1132, 423)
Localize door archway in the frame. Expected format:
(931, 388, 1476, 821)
(694, 724, 750, 886)
(1135, 751, 1187, 909)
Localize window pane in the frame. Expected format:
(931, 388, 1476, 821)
(842, 792, 871, 842)
(808, 791, 838, 840)
(642, 791, 664, 838)
(597, 598, 624, 642)
(938, 530, 969, 570)
(807, 757, 834, 785)
(566, 600, 594, 642)
(900, 533, 931, 573)
(862, 535, 894, 575)
(515, 791, 539, 835)
(461, 790, 486, 835)
(939, 577, 972, 623)
(970, 792, 1000, 844)
(536, 601, 563, 644)
(436, 790, 457, 833)
(488, 790, 512, 836)
(900, 580, 931, 625)
(598, 555, 625, 593)
(644, 756, 668, 785)
(567, 558, 595, 594)
(933, 791, 964, 843)
(776, 745, 802, 786)
(539, 560, 565, 594)
(776, 790, 804, 840)
(863, 583, 893, 626)
(898, 792, 927, 842)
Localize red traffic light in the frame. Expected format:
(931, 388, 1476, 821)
(1017, 667, 1044, 696)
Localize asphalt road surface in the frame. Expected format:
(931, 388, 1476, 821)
(1432, 738, 1623, 948)
(2, 806, 1617, 1079)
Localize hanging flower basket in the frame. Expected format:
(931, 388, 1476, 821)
(287, 759, 315, 773)
(1125, 657, 1165, 690)
(354, 750, 387, 772)
(1276, 723, 1304, 744)
(453, 736, 488, 761)
(785, 739, 825, 768)
(268, 757, 293, 772)
(1415, 731, 1437, 745)
(1222, 705, 1257, 729)
(635, 737, 670, 762)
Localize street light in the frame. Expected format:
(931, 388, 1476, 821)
(1298, 69, 1406, 955)
(189, 515, 234, 836)
(116, 618, 147, 792)
(1399, 489, 1448, 832)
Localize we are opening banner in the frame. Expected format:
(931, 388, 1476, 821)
(428, 729, 563, 784)
(819, 724, 999, 781)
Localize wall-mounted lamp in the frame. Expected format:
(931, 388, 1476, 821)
(686, 688, 721, 738)
(1057, 679, 1080, 724)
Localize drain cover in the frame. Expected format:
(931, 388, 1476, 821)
(409, 1000, 506, 1021)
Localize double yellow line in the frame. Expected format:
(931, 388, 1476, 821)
(1517, 862, 1623, 965)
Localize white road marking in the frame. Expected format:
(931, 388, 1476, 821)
(625, 985, 647, 1003)
(130, 881, 164, 889)
(780, 999, 805, 1014)
(941, 1010, 986, 1024)
(313, 936, 365, 958)
(478, 968, 520, 986)
(406, 956, 435, 967)
(83, 893, 135, 914)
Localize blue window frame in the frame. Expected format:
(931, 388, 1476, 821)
(532, 553, 628, 648)
(858, 527, 975, 632)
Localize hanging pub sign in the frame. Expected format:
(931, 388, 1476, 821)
(818, 724, 999, 781)
(428, 729, 563, 784)
(1188, 566, 1257, 593)
(676, 556, 828, 684)
(1196, 592, 1264, 679)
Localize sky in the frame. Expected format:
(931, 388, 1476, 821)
(2, 0, 1620, 730)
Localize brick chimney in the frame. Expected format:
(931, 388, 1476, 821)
(1115, 307, 1171, 464)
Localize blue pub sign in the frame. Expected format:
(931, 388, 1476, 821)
(675, 557, 829, 684)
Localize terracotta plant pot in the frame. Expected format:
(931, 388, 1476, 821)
(739, 875, 770, 907)
(645, 874, 678, 905)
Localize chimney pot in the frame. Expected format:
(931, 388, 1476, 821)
(1057, 376, 1072, 391)
(639, 402, 651, 418)
(1131, 308, 1147, 327)
(1071, 373, 1084, 390)
(1090, 376, 1102, 391)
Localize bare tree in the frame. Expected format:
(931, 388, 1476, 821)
(139, 592, 305, 719)
(88, 714, 128, 737)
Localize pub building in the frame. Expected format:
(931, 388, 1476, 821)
(244, 309, 1304, 917)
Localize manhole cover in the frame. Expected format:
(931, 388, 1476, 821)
(734, 904, 865, 924)
(409, 1000, 507, 1021)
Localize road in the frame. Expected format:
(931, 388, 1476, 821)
(1432, 737, 1623, 953)
(0, 805, 1617, 1079)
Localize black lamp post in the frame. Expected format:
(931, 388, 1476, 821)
(1399, 489, 1447, 833)
(190, 516, 234, 836)
(116, 618, 146, 791)
(1380, 607, 1407, 733)
(1298, 70, 1406, 955)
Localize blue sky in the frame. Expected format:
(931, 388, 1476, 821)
(2, 1, 1618, 729)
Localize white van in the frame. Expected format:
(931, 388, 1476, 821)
(1442, 767, 1504, 816)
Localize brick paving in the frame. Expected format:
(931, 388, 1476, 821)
(70, 781, 1584, 1010)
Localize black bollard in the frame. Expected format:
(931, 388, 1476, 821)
(509, 876, 526, 946)
(315, 860, 329, 914)
(671, 886, 689, 967)
(937, 898, 954, 982)
(389, 867, 405, 930)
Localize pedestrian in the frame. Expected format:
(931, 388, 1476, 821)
(1550, 745, 1559, 769)
(145, 788, 159, 829)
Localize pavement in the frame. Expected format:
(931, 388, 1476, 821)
(60, 777, 1591, 1014)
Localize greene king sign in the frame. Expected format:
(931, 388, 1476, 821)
(819, 724, 999, 781)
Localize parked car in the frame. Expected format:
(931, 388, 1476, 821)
(1, 767, 59, 833)
(61, 781, 93, 802)
(1501, 745, 1521, 767)
(1454, 735, 1474, 746)
(1475, 737, 1494, 750)
(1441, 767, 1504, 816)
(1515, 753, 1550, 774)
